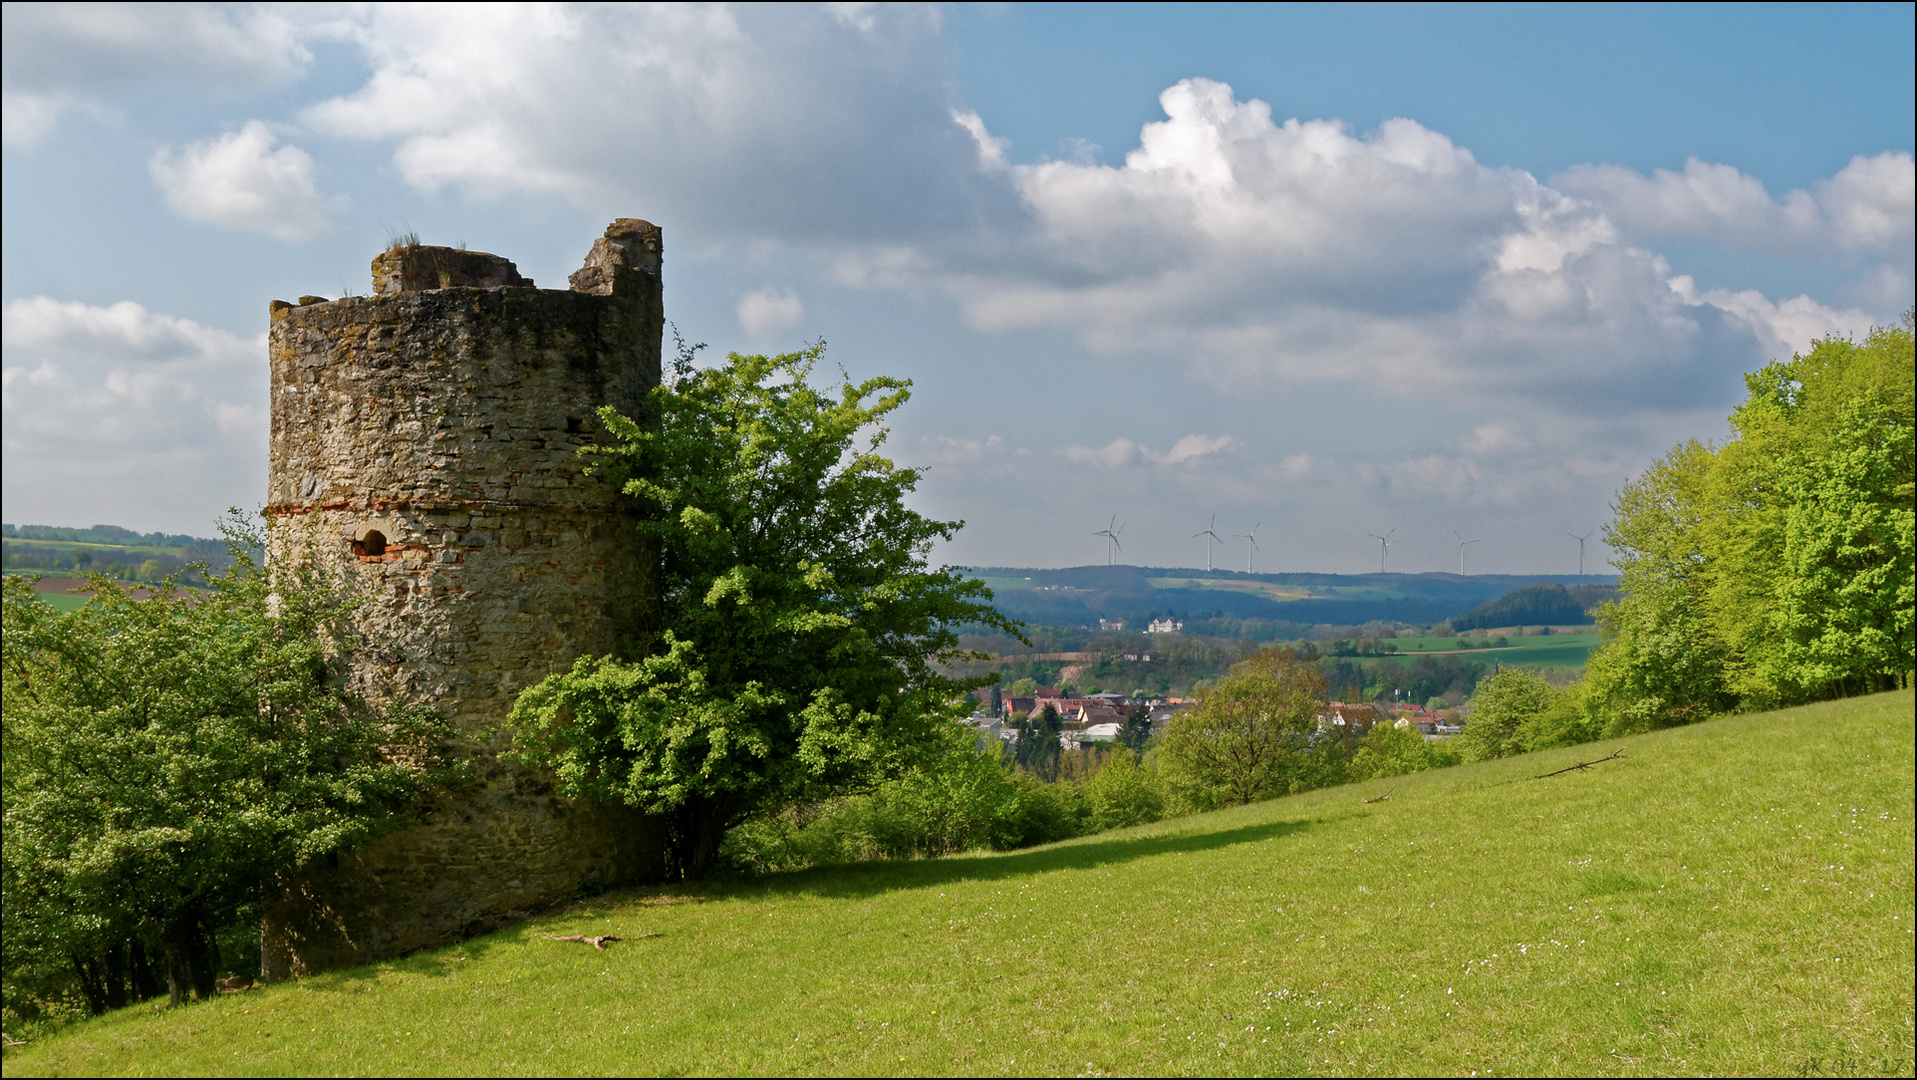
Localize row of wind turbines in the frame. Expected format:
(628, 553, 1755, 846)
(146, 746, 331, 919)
(1096, 515, 1265, 572)
(1094, 517, 1604, 576)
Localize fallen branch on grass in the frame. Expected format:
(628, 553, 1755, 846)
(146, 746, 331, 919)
(545, 932, 662, 950)
(1363, 789, 1394, 804)
(1529, 748, 1628, 779)
(2, 1031, 28, 1047)
(546, 934, 620, 950)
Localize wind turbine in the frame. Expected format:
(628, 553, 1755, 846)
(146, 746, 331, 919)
(1092, 517, 1125, 566)
(1453, 530, 1480, 576)
(1365, 528, 1397, 574)
(1233, 522, 1262, 573)
(1569, 529, 1597, 576)
(1194, 515, 1223, 572)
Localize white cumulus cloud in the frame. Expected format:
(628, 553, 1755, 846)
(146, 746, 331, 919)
(1, 3, 313, 146)
(869, 78, 1890, 418)
(1158, 433, 1235, 465)
(300, 4, 989, 240)
(1668, 276, 1879, 362)
(138, 11, 1891, 427)
(1554, 152, 1915, 258)
(2, 89, 78, 149)
(1066, 433, 1235, 469)
(150, 121, 341, 241)
(736, 287, 805, 338)
(1463, 421, 1527, 454)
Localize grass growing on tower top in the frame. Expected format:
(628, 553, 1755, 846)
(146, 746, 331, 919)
(7, 691, 1912, 1077)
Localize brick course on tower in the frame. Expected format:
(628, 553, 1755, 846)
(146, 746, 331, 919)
(260, 221, 668, 978)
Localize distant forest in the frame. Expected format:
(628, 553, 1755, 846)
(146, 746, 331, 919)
(1448, 583, 1614, 630)
(3, 523, 217, 548)
(971, 564, 1617, 632)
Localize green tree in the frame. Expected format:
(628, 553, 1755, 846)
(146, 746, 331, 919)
(1514, 680, 1600, 751)
(2, 522, 449, 1013)
(1449, 584, 1593, 631)
(1159, 645, 1326, 809)
(1009, 677, 1038, 696)
(1701, 318, 1914, 703)
(1083, 748, 1165, 829)
(1014, 704, 1063, 779)
(1768, 396, 1914, 695)
(1349, 720, 1461, 780)
(1583, 441, 1737, 734)
(851, 728, 1031, 857)
(1585, 314, 1913, 724)
(1456, 667, 1558, 761)
(1120, 702, 1154, 751)
(507, 346, 1021, 878)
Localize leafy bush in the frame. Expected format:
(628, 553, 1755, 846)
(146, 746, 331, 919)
(509, 346, 1019, 878)
(1456, 668, 1561, 761)
(718, 731, 1088, 873)
(1083, 749, 1166, 830)
(1514, 680, 1600, 751)
(1159, 646, 1326, 810)
(718, 732, 1181, 874)
(2, 520, 452, 1023)
(1349, 721, 1461, 781)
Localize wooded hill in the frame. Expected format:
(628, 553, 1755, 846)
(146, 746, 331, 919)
(971, 566, 1617, 630)
(1448, 583, 1614, 630)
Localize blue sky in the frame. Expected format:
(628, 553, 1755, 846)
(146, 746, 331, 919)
(3, 2, 1911, 575)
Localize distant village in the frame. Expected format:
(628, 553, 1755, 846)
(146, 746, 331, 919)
(966, 683, 1461, 750)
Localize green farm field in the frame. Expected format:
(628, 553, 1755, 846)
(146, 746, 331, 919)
(22, 592, 87, 613)
(1392, 631, 1603, 669)
(8, 691, 1912, 1077)
(3, 571, 169, 613)
(2, 537, 186, 559)
(4, 571, 110, 613)
(1148, 576, 1329, 602)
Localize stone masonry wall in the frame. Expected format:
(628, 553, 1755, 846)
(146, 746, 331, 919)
(260, 222, 666, 978)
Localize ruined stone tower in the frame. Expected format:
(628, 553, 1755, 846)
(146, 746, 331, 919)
(260, 221, 667, 977)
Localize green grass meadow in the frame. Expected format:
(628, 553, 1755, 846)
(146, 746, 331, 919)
(8, 691, 1912, 1077)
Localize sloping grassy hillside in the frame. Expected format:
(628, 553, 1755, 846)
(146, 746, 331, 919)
(10, 692, 1913, 1077)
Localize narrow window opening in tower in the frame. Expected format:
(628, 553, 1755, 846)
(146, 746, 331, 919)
(353, 530, 388, 558)
(565, 416, 586, 433)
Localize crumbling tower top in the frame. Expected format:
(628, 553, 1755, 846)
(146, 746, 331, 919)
(369, 245, 532, 294)
(569, 218, 663, 292)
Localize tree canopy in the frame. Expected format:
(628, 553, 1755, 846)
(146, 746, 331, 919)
(506, 345, 1021, 877)
(1158, 645, 1329, 809)
(1586, 314, 1914, 730)
(2, 522, 450, 1013)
